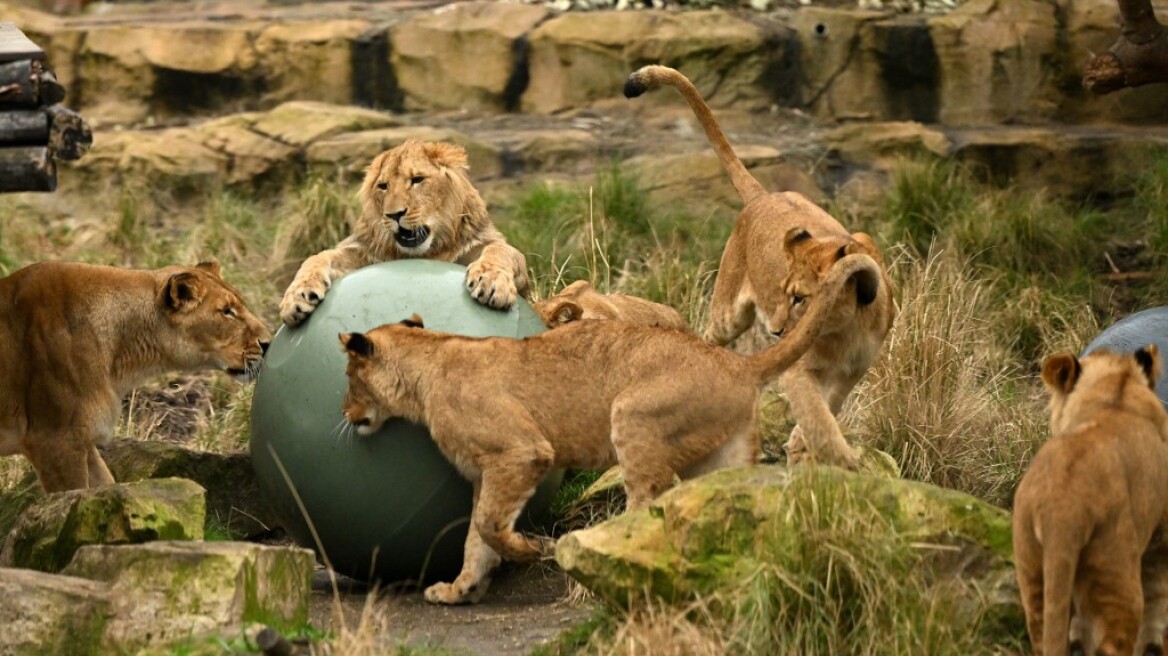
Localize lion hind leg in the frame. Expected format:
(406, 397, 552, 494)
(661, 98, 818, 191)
(1138, 535, 1168, 655)
(678, 424, 758, 481)
(87, 445, 115, 488)
(1076, 549, 1144, 656)
(471, 448, 555, 564)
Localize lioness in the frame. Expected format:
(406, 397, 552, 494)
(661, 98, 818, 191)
(280, 140, 530, 327)
(0, 261, 272, 493)
(624, 65, 896, 470)
(340, 253, 880, 605)
(532, 280, 688, 331)
(1013, 346, 1168, 656)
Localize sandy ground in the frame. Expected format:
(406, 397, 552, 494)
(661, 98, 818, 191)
(308, 561, 597, 655)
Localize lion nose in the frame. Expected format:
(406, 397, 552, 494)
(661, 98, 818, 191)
(260, 340, 270, 355)
(386, 208, 407, 222)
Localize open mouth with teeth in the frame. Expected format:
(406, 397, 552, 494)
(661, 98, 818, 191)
(395, 225, 430, 249)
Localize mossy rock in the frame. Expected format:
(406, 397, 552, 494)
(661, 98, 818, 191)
(0, 477, 206, 573)
(557, 466, 1022, 642)
(0, 568, 111, 656)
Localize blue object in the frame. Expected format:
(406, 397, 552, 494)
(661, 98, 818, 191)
(250, 260, 560, 584)
(1082, 306, 1168, 408)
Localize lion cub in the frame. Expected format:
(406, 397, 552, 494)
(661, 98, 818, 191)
(625, 65, 896, 471)
(280, 140, 530, 327)
(532, 280, 688, 331)
(340, 253, 880, 605)
(0, 261, 271, 492)
(1014, 346, 1168, 656)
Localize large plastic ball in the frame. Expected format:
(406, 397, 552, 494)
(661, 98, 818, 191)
(251, 260, 560, 584)
(1082, 306, 1168, 408)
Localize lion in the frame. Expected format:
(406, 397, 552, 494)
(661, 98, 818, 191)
(0, 261, 272, 493)
(532, 280, 688, 331)
(1013, 346, 1168, 656)
(624, 65, 896, 470)
(279, 140, 530, 327)
(339, 253, 881, 604)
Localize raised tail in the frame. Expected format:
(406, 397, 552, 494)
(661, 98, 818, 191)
(747, 253, 881, 383)
(624, 65, 767, 205)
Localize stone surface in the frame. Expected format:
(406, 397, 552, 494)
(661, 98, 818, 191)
(522, 10, 794, 114)
(0, 478, 206, 573)
(306, 125, 503, 182)
(63, 541, 315, 649)
(390, 2, 550, 112)
(99, 439, 280, 540)
(557, 466, 1019, 633)
(0, 567, 111, 656)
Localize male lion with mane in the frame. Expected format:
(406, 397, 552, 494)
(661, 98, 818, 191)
(339, 253, 880, 605)
(1014, 346, 1168, 656)
(624, 65, 896, 470)
(280, 140, 529, 327)
(0, 261, 271, 492)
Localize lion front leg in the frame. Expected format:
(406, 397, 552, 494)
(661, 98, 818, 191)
(280, 242, 367, 327)
(23, 432, 91, 492)
(779, 370, 859, 471)
(464, 241, 528, 310)
(423, 518, 502, 605)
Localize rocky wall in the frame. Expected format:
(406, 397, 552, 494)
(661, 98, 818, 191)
(1, 0, 1164, 128)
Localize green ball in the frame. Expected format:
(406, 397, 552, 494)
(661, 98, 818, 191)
(251, 260, 560, 584)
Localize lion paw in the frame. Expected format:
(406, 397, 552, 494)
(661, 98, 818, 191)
(280, 273, 332, 327)
(424, 581, 483, 605)
(465, 260, 518, 310)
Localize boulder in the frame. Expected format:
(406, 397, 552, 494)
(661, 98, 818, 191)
(249, 100, 399, 148)
(522, 10, 794, 114)
(790, 9, 894, 121)
(62, 541, 315, 648)
(824, 120, 952, 169)
(100, 439, 280, 540)
(0, 567, 111, 656)
(254, 20, 374, 108)
(390, 2, 550, 112)
(557, 466, 1020, 639)
(0, 478, 206, 573)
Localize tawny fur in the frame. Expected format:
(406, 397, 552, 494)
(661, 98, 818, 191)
(340, 254, 880, 605)
(1013, 346, 1168, 656)
(0, 261, 271, 492)
(279, 140, 530, 327)
(532, 280, 688, 331)
(624, 65, 896, 470)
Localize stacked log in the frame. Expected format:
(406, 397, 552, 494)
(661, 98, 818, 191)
(0, 22, 91, 192)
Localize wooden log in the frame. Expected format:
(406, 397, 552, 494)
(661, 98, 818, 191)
(0, 23, 42, 64)
(45, 104, 90, 161)
(0, 60, 39, 107)
(0, 145, 56, 192)
(0, 109, 48, 145)
(38, 69, 65, 106)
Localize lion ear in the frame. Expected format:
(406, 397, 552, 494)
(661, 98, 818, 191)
(360, 150, 393, 195)
(164, 272, 204, 312)
(1041, 353, 1081, 395)
(400, 314, 425, 329)
(545, 301, 584, 327)
(195, 260, 221, 277)
(783, 228, 812, 256)
(423, 142, 468, 170)
(1135, 345, 1161, 390)
(340, 332, 375, 358)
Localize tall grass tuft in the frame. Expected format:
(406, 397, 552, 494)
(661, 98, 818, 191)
(272, 174, 357, 285)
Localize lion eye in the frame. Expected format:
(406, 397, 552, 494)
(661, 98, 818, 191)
(376, 181, 388, 191)
(410, 176, 425, 187)
(221, 306, 237, 318)
(791, 295, 805, 306)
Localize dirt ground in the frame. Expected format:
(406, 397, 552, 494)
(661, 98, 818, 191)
(308, 562, 597, 655)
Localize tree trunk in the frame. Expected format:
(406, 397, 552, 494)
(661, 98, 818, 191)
(0, 109, 48, 144)
(0, 145, 56, 192)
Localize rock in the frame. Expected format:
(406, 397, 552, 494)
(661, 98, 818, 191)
(491, 128, 599, 174)
(254, 20, 375, 108)
(556, 466, 1020, 639)
(0, 478, 206, 573)
(250, 101, 399, 148)
(62, 541, 315, 649)
(99, 439, 280, 540)
(306, 125, 503, 182)
(71, 128, 230, 193)
(194, 114, 299, 186)
(824, 120, 952, 169)
(390, 2, 550, 112)
(790, 9, 894, 121)
(0, 567, 111, 656)
(522, 11, 794, 114)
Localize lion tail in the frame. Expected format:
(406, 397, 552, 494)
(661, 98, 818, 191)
(1041, 543, 1076, 656)
(747, 253, 881, 383)
(624, 65, 767, 206)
